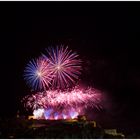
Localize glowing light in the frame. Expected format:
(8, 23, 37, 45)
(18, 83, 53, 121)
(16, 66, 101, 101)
(44, 108, 53, 120)
(33, 108, 44, 119)
(70, 110, 79, 119)
(54, 112, 59, 120)
(56, 65, 61, 70)
(36, 71, 42, 77)
(62, 114, 67, 119)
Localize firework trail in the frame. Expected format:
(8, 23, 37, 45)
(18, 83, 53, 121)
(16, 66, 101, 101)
(24, 57, 54, 91)
(42, 46, 82, 89)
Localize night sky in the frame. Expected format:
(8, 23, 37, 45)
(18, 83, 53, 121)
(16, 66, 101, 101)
(1, 2, 140, 128)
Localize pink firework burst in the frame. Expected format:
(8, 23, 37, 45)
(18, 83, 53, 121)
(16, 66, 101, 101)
(43, 46, 82, 89)
(22, 86, 103, 119)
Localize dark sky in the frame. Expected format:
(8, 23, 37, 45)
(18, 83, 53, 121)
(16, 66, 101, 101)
(1, 1, 140, 128)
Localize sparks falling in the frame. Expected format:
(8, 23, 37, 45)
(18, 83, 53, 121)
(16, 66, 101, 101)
(22, 86, 103, 120)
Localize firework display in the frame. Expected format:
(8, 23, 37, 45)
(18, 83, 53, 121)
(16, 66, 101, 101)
(24, 46, 81, 90)
(24, 57, 54, 91)
(23, 45, 103, 120)
(22, 87, 102, 119)
(42, 46, 81, 89)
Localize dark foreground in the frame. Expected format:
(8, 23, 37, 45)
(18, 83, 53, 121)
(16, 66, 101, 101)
(0, 117, 139, 139)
